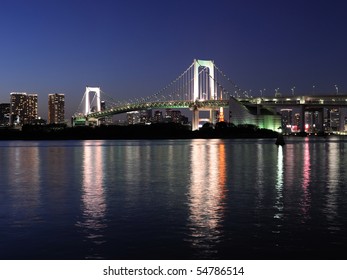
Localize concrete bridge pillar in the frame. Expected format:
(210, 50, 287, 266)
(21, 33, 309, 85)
(192, 108, 199, 131)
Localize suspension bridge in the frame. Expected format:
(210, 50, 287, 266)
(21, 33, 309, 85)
(73, 59, 243, 131)
(73, 58, 347, 133)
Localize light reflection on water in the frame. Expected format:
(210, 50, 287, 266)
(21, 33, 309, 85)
(326, 142, 340, 231)
(273, 146, 284, 227)
(1, 138, 347, 259)
(187, 139, 227, 258)
(76, 141, 107, 259)
(298, 139, 311, 223)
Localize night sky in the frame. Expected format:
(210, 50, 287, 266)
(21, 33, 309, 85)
(1, 0, 347, 118)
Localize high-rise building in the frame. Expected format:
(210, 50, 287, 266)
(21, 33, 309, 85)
(10, 92, 38, 125)
(10, 92, 26, 124)
(26, 94, 38, 124)
(48, 93, 65, 124)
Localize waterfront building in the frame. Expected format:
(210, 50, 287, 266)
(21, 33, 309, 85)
(165, 109, 182, 123)
(280, 109, 292, 133)
(10, 92, 38, 125)
(0, 103, 10, 125)
(127, 111, 140, 125)
(139, 109, 152, 124)
(127, 110, 152, 125)
(292, 113, 300, 132)
(304, 111, 321, 133)
(153, 110, 163, 123)
(27, 94, 38, 124)
(48, 93, 65, 124)
(328, 108, 340, 131)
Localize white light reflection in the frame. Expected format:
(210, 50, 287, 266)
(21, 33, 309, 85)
(273, 146, 284, 232)
(77, 141, 107, 258)
(325, 142, 339, 230)
(187, 139, 227, 257)
(255, 144, 265, 207)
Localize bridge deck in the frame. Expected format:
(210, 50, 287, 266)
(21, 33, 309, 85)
(86, 100, 229, 119)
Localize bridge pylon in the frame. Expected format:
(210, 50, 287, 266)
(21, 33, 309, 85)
(191, 59, 217, 131)
(83, 86, 101, 115)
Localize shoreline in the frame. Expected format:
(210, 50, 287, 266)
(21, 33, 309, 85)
(0, 123, 342, 141)
(0, 123, 279, 140)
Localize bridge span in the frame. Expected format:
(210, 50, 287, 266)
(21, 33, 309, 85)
(73, 59, 346, 132)
(74, 59, 234, 130)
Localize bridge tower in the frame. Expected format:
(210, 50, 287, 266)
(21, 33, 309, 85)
(83, 86, 101, 115)
(192, 59, 217, 131)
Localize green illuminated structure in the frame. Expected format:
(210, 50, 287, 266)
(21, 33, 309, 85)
(229, 97, 281, 131)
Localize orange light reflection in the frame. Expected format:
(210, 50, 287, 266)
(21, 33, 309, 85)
(187, 139, 227, 256)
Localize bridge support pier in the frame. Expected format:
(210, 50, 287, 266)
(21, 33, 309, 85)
(192, 109, 199, 131)
(191, 108, 218, 131)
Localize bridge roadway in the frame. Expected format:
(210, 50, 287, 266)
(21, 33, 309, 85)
(86, 94, 347, 119)
(239, 94, 347, 108)
(85, 99, 229, 119)
(78, 94, 347, 131)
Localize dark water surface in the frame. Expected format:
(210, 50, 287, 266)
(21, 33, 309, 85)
(1, 138, 346, 259)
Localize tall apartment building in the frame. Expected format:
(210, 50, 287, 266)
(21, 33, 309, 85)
(48, 93, 65, 124)
(10, 92, 38, 125)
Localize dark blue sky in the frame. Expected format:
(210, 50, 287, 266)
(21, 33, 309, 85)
(1, 0, 347, 118)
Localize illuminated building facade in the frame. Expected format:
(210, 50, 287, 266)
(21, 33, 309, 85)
(328, 108, 340, 131)
(10, 92, 38, 125)
(304, 111, 321, 132)
(165, 109, 182, 123)
(139, 109, 152, 124)
(292, 113, 300, 132)
(0, 103, 10, 125)
(127, 111, 140, 125)
(48, 93, 65, 124)
(280, 109, 293, 133)
(153, 110, 163, 123)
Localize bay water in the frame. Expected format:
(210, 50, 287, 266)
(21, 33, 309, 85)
(1, 138, 346, 259)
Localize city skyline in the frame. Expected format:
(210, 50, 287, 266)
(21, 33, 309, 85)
(1, 0, 347, 119)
